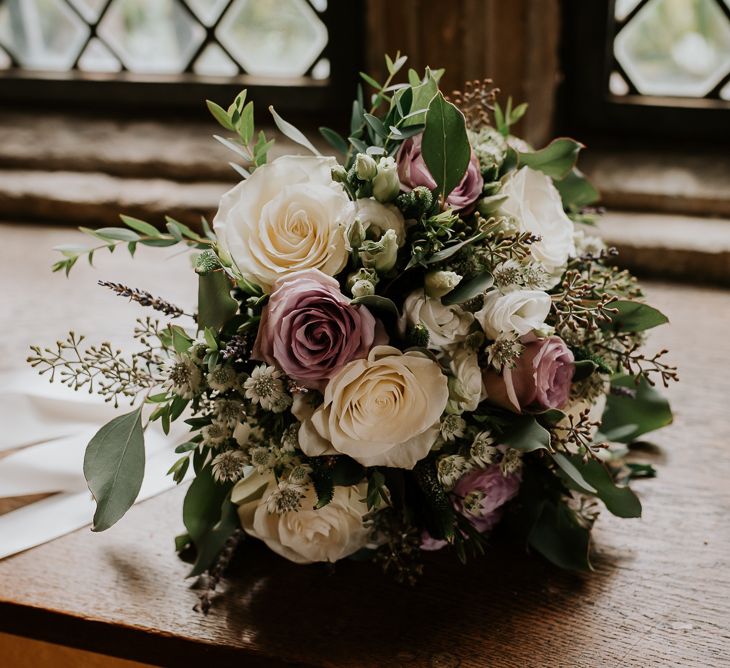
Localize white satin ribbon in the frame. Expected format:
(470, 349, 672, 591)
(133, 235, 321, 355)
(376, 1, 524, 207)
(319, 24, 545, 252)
(0, 372, 189, 559)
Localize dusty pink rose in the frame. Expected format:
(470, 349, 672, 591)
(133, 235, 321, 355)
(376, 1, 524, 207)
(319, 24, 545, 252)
(419, 530, 448, 552)
(252, 269, 381, 391)
(452, 464, 521, 532)
(397, 135, 483, 211)
(484, 336, 575, 413)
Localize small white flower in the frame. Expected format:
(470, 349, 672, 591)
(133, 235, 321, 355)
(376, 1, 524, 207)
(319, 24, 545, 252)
(475, 289, 551, 340)
(164, 355, 201, 399)
(243, 364, 290, 411)
(202, 421, 229, 448)
(214, 398, 246, 427)
(281, 424, 300, 453)
(492, 260, 523, 291)
(440, 414, 467, 442)
(188, 335, 209, 366)
(486, 333, 525, 371)
(500, 448, 523, 476)
(470, 431, 499, 466)
(520, 262, 550, 290)
(211, 449, 247, 482)
(264, 480, 307, 514)
(288, 464, 312, 485)
(249, 445, 276, 473)
(437, 454, 471, 491)
(207, 365, 237, 393)
(462, 489, 487, 516)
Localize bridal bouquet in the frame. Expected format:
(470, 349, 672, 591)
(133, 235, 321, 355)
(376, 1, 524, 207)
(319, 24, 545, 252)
(30, 55, 677, 591)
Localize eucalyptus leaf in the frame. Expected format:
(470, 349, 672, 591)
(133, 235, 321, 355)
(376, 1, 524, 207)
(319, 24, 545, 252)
(421, 92, 470, 198)
(95, 227, 141, 242)
(517, 138, 584, 180)
(188, 495, 239, 577)
(602, 300, 669, 333)
(528, 499, 592, 571)
(269, 105, 321, 156)
(83, 406, 145, 532)
(426, 233, 486, 265)
(206, 99, 234, 131)
(573, 359, 599, 382)
(555, 168, 600, 208)
(319, 126, 348, 154)
(198, 272, 237, 331)
(501, 415, 551, 452)
(441, 271, 494, 305)
(351, 294, 400, 318)
(551, 452, 597, 494)
(570, 457, 642, 518)
(119, 215, 160, 238)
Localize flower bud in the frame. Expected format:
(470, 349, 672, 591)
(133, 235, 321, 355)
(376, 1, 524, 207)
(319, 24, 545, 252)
(408, 322, 430, 348)
(195, 249, 221, 275)
(425, 270, 462, 299)
(532, 323, 556, 338)
(354, 153, 378, 181)
(331, 164, 348, 183)
(346, 218, 366, 251)
(360, 228, 399, 273)
(346, 267, 379, 291)
(372, 156, 401, 202)
(351, 279, 375, 298)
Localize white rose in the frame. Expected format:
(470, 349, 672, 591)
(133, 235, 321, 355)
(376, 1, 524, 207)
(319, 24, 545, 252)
(236, 473, 370, 564)
(213, 155, 352, 292)
(299, 346, 449, 469)
(446, 348, 485, 414)
(401, 289, 474, 349)
(476, 289, 551, 339)
(500, 166, 575, 286)
(347, 198, 406, 248)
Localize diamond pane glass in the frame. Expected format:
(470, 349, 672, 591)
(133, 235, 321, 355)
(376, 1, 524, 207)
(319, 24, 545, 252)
(68, 0, 107, 23)
(98, 0, 206, 73)
(186, 0, 229, 26)
(78, 37, 122, 72)
(193, 43, 238, 76)
(615, 0, 730, 97)
(217, 0, 327, 77)
(0, 0, 89, 71)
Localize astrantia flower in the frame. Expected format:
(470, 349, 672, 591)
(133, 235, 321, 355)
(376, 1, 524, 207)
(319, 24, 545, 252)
(487, 334, 525, 371)
(243, 364, 289, 411)
(280, 424, 300, 453)
(164, 356, 201, 399)
(211, 449, 247, 482)
(437, 455, 471, 491)
(470, 431, 499, 466)
(288, 464, 312, 486)
(214, 398, 245, 427)
(440, 414, 466, 442)
(249, 446, 276, 473)
(521, 262, 550, 290)
(201, 421, 229, 448)
(264, 480, 306, 514)
(207, 365, 237, 393)
(500, 448, 523, 476)
(492, 260, 523, 291)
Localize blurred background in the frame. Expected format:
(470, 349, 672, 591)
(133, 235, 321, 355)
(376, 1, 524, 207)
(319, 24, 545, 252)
(0, 0, 728, 285)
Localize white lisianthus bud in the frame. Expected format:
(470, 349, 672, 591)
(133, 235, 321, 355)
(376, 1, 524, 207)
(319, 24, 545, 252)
(347, 218, 366, 251)
(354, 153, 378, 181)
(330, 164, 348, 183)
(351, 279, 375, 298)
(532, 323, 556, 338)
(360, 228, 399, 273)
(347, 267, 379, 291)
(372, 156, 401, 202)
(425, 270, 462, 299)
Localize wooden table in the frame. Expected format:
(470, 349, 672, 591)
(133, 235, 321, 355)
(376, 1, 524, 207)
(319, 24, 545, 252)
(1, 223, 729, 667)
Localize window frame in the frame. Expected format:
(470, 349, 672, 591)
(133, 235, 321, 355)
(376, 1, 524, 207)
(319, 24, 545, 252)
(560, 0, 730, 142)
(0, 0, 363, 117)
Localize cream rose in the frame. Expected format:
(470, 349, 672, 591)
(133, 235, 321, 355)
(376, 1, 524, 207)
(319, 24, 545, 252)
(446, 348, 485, 414)
(401, 289, 474, 349)
(500, 166, 575, 287)
(476, 289, 551, 340)
(299, 346, 449, 469)
(235, 473, 370, 564)
(213, 155, 352, 292)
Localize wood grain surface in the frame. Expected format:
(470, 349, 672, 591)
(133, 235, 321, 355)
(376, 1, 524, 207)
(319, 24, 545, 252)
(1, 223, 729, 667)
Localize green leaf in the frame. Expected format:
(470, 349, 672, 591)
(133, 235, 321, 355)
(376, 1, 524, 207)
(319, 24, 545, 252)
(599, 375, 673, 443)
(359, 71, 381, 89)
(330, 457, 366, 486)
(573, 359, 599, 382)
(183, 465, 232, 545)
(198, 272, 237, 331)
(528, 499, 592, 571)
(551, 452, 597, 494)
(174, 441, 199, 454)
(425, 233, 485, 265)
(165, 216, 202, 242)
(398, 72, 438, 127)
(120, 215, 160, 237)
(570, 457, 642, 518)
(253, 130, 274, 167)
(350, 294, 400, 318)
(413, 459, 456, 541)
(169, 324, 193, 354)
(206, 99, 234, 131)
(213, 134, 249, 161)
(310, 463, 334, 509)
(174, 532, 192, 552)
(517, 138, 584, 180)
(554, 168, 600, 208)
(83, 406, 145, 532)
(237, 100, 255, 145)
(167, 455, 190, 484)
(95, 227, 141, 242)
(269, 105, 321, 156)
(501, 415, 551, 452)
(364, 113, 387, 139)
(188, 495, 239, 577)
(603, 300, 669, 333)
(441, 272, 494, 305)
(421, 92, 471, 198)
(319, 126, 348, 154)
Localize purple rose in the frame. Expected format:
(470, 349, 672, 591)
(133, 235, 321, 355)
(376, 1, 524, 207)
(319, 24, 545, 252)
(419, 530, 448, 552)
(484, 336, 575, 413)
(397, 134, 483, 211)
(452, 464, 521, 532)
(252, 269, 382, 391)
